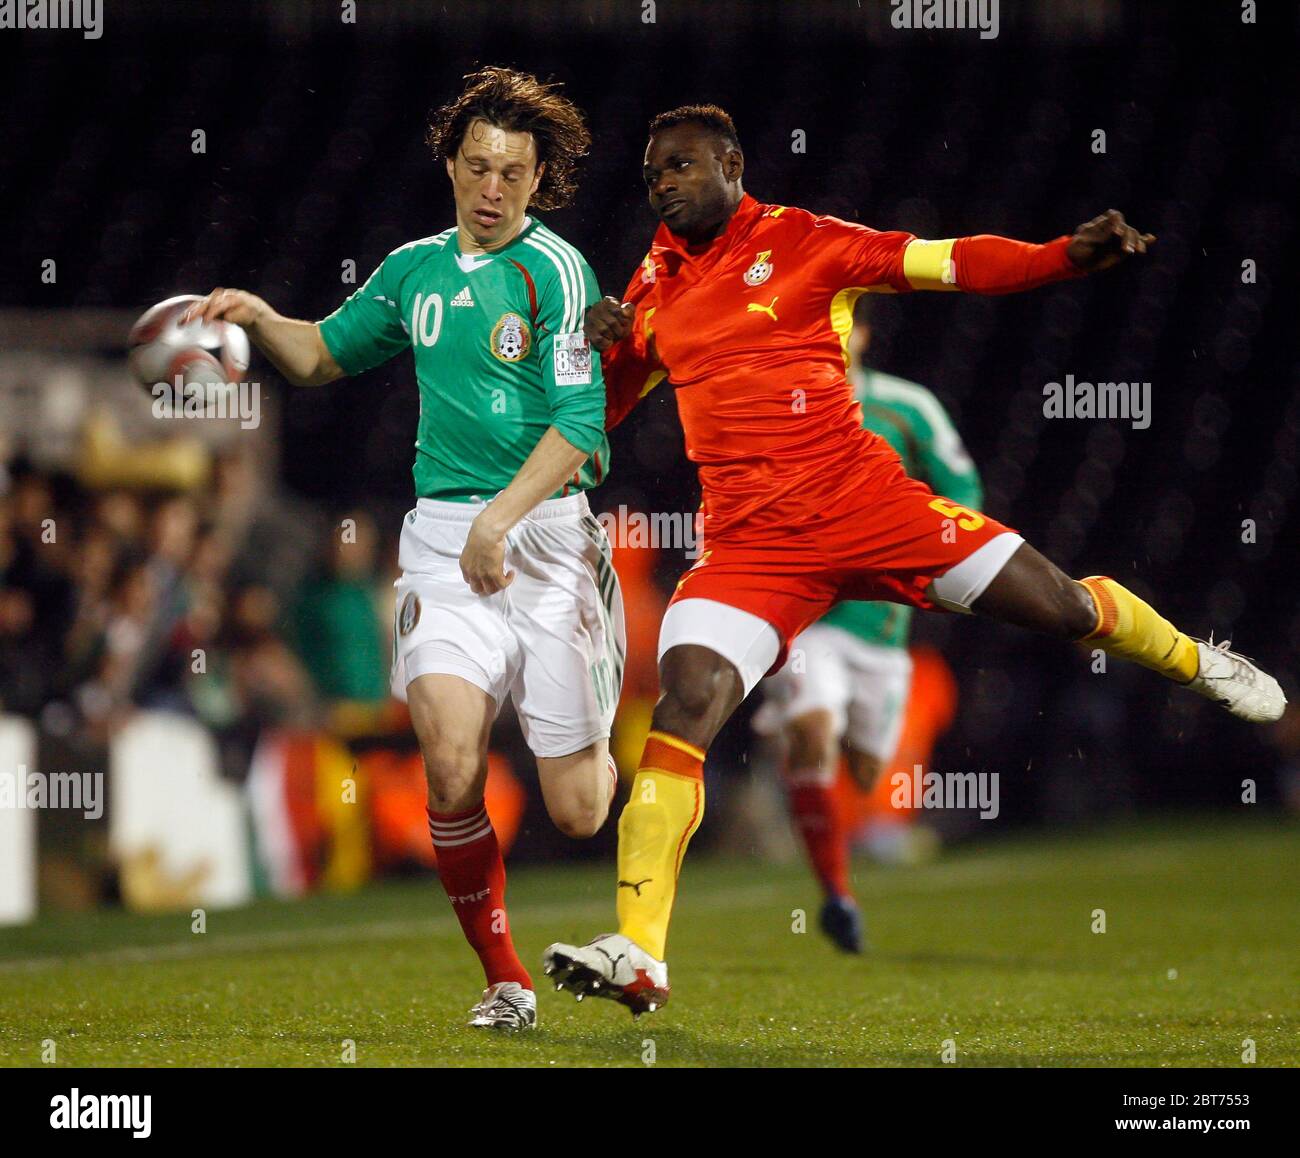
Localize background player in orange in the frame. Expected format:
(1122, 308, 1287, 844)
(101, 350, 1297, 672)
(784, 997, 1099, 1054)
(544, 105, 1285, 1016)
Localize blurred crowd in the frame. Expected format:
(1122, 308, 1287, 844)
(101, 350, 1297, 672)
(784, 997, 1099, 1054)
(0, 446, 403, 768)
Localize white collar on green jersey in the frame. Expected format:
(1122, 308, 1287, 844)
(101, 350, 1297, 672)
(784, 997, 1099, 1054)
(454, 215, 534, 271)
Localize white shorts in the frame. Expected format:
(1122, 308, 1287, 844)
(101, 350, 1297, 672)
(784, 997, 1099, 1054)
(392, 493, 625, 759)
(754, 623, 913, 762)
(657, 598, 781, 701)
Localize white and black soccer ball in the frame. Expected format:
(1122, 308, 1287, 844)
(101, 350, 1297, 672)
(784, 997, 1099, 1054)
(127, 294, 251, 391)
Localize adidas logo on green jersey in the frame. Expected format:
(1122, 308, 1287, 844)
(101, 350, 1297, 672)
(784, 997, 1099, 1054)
(451, 286, 475, 308)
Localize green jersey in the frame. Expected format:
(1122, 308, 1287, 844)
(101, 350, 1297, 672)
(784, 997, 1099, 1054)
(820, 368, 983, 648)
(318, 217, 609, 502)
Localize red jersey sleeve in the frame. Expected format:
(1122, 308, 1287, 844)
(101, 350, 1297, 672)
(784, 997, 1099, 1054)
(812, 215, 917, 292)
(603, 261, 668, 430)
(814, 214, 1085, 295)
(948, 234, 1084, 294)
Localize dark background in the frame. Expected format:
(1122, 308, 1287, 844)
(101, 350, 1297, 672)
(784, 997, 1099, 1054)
(2, 0, 1298, 831)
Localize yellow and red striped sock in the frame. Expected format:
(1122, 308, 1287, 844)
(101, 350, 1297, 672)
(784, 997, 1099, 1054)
(615, 730, 705, 961)
(1079, 575, 1199, 683)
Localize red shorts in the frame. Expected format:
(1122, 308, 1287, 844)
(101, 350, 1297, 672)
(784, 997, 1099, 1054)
(669, 467, 1017, 666)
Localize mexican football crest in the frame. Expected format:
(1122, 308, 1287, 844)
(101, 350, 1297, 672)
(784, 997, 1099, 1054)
(491, 312, 531, 362)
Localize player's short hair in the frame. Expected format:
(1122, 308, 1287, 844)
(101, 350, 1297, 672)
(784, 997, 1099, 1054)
(648, 104, 741, 152)
(426, 66, 590, 211)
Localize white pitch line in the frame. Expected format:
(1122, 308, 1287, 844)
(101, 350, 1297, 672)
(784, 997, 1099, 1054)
(0, 854, 1111, 976)
(0, 884, 776, 974)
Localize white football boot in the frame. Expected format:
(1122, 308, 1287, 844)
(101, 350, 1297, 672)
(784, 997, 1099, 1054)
(467, 981, 536, 1030)
(542, 933, 670, 1017)
(1184, 637, 1286, 723)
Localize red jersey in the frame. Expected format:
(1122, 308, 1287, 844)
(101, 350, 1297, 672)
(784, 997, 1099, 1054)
(604, 193, 1082, 539)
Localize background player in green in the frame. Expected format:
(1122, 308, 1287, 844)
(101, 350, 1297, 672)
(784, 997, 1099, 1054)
(755, 309, 982, 952)
(184, 68, 624, 1030)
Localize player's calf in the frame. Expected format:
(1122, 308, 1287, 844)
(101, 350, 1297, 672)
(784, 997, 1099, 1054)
(408, 674, 534, 1010)
(654, 643, 747, 750)
(845, 748, 885, 793)
(407, 673, 495, 811)
(785, 709, 839, 776)
(783, 710, 854, 913)
(970, 542, 1098, 639)
(538, 747, 619, 839)
(421, 760, 488, 814)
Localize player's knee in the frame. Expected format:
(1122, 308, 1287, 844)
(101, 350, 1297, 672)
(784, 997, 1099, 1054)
(550, 799, 608, 840)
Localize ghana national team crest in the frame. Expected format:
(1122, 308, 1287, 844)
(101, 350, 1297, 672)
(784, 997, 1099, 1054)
(640, 253, 658, 284)
(398, 591, 421, 637)
(743, 249, 774, 287)
(490, 312, 531, 362)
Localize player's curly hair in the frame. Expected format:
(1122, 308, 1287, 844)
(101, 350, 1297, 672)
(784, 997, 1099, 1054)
(426, 66, 590, 212)
(648, 104, 741, 151)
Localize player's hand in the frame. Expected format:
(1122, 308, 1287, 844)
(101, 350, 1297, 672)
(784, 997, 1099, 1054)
(584, 296, 635, 352)
(1066, 210, 1155, 273)
(460, 513, 514, 596)
(180, 288, 269, 328)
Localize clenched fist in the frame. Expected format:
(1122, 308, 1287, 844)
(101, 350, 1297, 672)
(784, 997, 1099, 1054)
(583, 296, 635, 352)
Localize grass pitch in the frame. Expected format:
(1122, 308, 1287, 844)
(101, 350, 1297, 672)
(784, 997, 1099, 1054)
(1, 816, 1296, 1067)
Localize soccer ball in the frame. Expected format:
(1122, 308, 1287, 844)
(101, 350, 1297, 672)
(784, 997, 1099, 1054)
(127, 294, 250, 390)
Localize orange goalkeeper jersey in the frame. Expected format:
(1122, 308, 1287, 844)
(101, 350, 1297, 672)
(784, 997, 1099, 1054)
(604, 193, 1083, 538)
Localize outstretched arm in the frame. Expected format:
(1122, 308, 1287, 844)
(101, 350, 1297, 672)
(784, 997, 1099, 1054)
(944, 209, 1154, 294)
(831, 209, 1154, 295)
(183, 289, 345, 386)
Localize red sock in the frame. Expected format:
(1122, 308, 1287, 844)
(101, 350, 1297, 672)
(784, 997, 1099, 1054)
(786, 772, 851, 900)
(427, 804, 531, 989)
